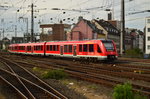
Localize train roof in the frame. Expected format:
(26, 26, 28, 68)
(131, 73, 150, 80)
(9, 39, 113, 46)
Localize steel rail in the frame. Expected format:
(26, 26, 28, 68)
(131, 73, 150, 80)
(0, 68, 60, 99)
(14, 59, 150, 96)
(0, 56, 68, 99)
(0, 76, 27, 99)
(0, 68, 35, 99)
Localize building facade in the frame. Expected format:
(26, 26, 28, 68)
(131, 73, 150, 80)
(67, 19, 105, 40)
(145, 17, 150, 54)
(67, 19, 120, 51)
(125, 28, 144, 52)
(40, 24, 71, 41)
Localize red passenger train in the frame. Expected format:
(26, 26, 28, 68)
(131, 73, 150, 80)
(8, 39, 118, 60)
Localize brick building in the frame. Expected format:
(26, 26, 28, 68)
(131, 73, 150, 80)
(40, 24, 71, 41)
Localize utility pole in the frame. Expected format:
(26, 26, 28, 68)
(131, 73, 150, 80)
(0, 31, 1, 40)
(15, 25, 17, 37)
(2, 28, 4, 39)
(31, 3, 34, 42)
(120, 0, 125, 55)
(112, 0, 114, 20)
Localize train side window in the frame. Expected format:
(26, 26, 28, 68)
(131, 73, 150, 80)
(36, 46, 38, 50)
(64, 45, 68, 52)
(15, 46, 17, 50)
(89, 44, 94, 52)
(41, 45, 43, 50)
(39, 46, 41, 51)
(34, 46, 40, 51)
(34, 46, 36, 50)
(35, 46, 38, 50)
(27, 46, 31, 51)
(69, 45, 72, 53)
(83, 44, 88, 52)
(46, 45, 49, 51)
(38, 46, 40, 50)
(53, 45, 57, 51)
(57, 45, 59, 51)
(97, 45, 101, 53)
(50, 45, 52, 51)
(79, 45, 82, 52)
(19, 46, 25, 50)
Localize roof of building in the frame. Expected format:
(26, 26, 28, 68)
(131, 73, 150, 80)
(93, 19, 120, 35)
(83, 19, 103, 34)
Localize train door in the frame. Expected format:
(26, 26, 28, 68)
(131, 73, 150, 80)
(73, 46, 77, 56)
(60, 46, 63, 55)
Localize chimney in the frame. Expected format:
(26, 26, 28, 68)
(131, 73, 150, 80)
(78, 16, 83, 22)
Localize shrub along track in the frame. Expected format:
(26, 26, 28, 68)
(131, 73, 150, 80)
(2, 54, 150, 97)
(0, 56, 67, 99)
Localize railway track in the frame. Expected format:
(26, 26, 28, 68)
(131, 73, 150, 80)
(10, 57, 150, 96)
(15, 56, 150, 82)
(0, 56, 67, 99)
(1, 53, 150, 96)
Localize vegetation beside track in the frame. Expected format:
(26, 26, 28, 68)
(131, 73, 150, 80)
(33, 67, 68, 80)
(113, 82, 148, 99)
(124, 48, 143, 58)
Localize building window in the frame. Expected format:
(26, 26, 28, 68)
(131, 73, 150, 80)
(148, 28, 150, 32)
(148, 45, 150, 49)
(148, 37, 150, 41)
(147, 19, 150, 24)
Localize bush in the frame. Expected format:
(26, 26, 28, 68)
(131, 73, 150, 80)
(134, 93, 148, 99)
(41, 69, 68, 80)
(113, 82, 133, 99)
(125, 48, 143, 58)
(113, 82, 148, 99)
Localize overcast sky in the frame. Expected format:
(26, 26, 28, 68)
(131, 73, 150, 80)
(0, 0, 150, 39)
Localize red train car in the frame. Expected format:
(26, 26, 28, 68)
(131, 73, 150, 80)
(8, 39, 118, 60)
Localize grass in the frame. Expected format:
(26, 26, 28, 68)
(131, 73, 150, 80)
(32, 67, 68, 80)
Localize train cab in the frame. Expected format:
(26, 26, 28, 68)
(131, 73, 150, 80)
(99, 40, 118, 60)
(8, 44, 19, 53)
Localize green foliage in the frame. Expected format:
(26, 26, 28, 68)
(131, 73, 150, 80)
(113, 82, 133, 99)
(41, 69, 68, 80)
(113, 82, 148, 99)
(125, 48, 143, 58)
(87, 84, 98, 90)
(134, 93, 148, 99)
(32, 67, 44, 74)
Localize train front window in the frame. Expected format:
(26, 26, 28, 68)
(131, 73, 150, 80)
(102, 41, 114, 51)
(97, 45, 101, 53)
